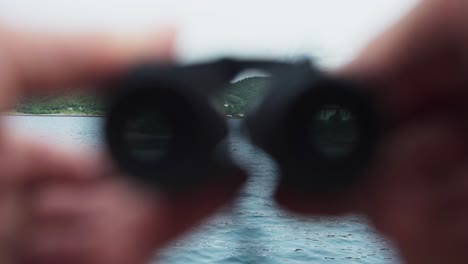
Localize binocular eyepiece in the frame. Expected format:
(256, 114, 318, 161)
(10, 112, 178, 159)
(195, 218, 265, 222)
(105, 58, 381, 193)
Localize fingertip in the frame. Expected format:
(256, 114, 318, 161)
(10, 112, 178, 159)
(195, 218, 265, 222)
(146, 165, 247, 247)
(106, 27, 178, 70)
(146, 26, 178, 62)
(2, 26, 179, 95)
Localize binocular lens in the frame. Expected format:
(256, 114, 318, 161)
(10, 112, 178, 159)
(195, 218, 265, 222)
(123, 108, 173, 163)
(106, 79, 228, 190)
(312, 106, 359, 158)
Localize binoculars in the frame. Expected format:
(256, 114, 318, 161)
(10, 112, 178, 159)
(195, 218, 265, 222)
(104, 58, 382, 193)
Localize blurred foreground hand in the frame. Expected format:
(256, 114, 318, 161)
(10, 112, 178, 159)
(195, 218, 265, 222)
(276, 0, 468, 263)
(1, 0, 468, 263)
(0, 29, 246, 264)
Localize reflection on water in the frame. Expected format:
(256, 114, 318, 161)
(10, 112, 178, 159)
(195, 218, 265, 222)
(3, 115, 103, 148)
(312, 106, 358, 158)
(4, 116, 398, 264)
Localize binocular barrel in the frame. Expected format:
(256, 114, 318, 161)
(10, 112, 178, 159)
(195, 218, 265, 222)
(104, 58, 382, 193)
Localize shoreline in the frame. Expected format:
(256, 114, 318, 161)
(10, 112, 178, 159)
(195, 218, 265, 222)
(3, 113, 104, 118)
(2, 113, 243, 119)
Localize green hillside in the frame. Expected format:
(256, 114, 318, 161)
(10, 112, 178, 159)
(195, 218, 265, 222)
(221, 76, 270, 116)
(13, 77, 270, 116)
(16, 92, 106, 115)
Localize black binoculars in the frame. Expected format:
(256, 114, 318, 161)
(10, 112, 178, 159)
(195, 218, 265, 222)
(104, 58, 382, 193)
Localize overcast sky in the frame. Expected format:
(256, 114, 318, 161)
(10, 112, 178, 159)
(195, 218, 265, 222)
(0, 0, 419, 68)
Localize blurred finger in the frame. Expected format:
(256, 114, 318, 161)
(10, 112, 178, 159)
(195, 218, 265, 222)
(340, 0, 468, 121)
(277, 0, 468, 218)
(151, 165, 247, 247)
(362, 118, 468, 264)
(21, 162, 246, 264)
(0, 27, 176, 108)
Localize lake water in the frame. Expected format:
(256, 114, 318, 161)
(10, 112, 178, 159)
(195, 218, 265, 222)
(4, 116, 399, 264)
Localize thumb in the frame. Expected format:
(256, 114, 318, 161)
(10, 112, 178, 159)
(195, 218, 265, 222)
(340, 0, 468, 122)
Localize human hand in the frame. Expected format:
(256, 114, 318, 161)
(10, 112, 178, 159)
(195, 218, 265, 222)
(0, 28, 246, 264)
(276, 0, 468, 263)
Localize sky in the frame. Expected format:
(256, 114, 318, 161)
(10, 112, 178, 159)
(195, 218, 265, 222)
(0, 0, 419, 68)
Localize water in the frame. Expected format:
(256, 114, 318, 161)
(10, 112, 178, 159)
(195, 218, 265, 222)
(4, 116, 399, 264)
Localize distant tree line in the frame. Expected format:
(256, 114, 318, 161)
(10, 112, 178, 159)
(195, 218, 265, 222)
(16, 92, 106, 115)
(15, 77, 270, 116)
